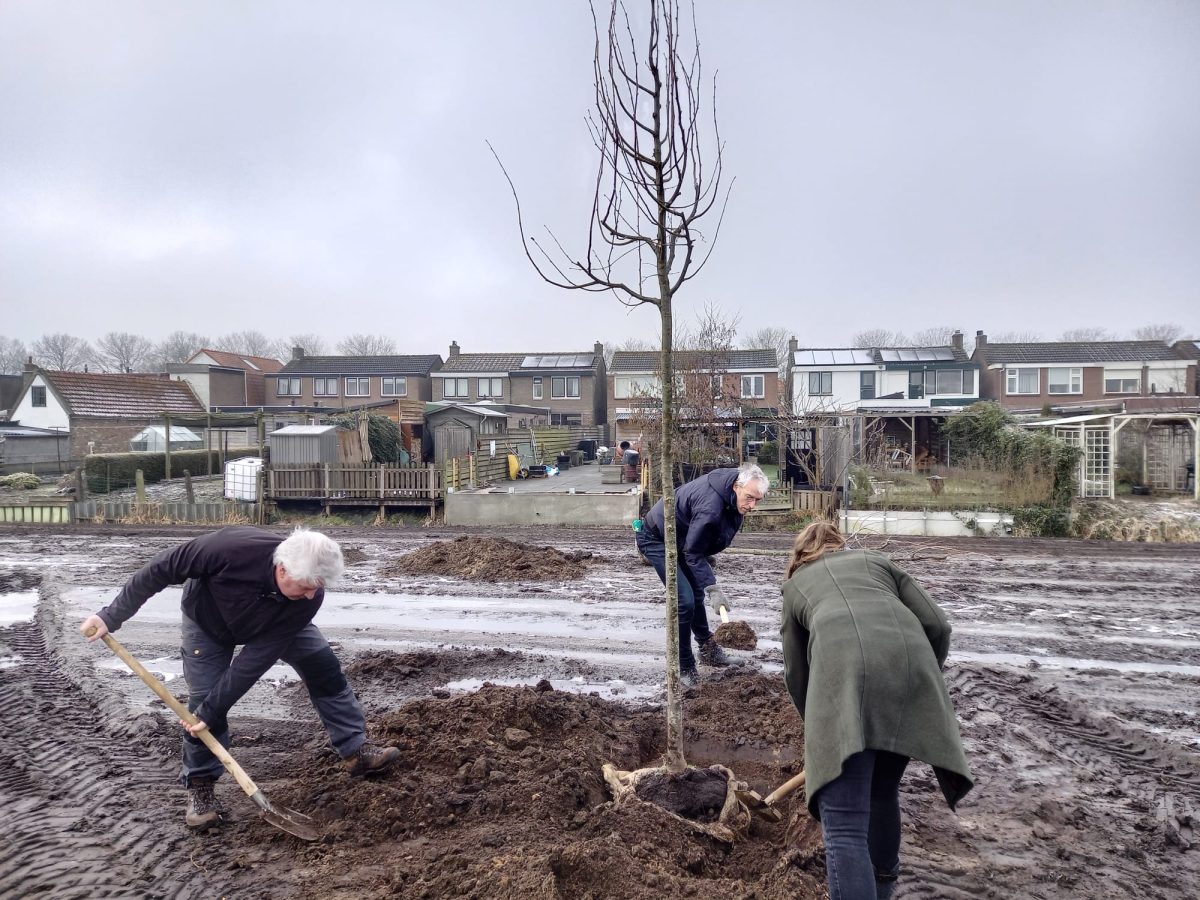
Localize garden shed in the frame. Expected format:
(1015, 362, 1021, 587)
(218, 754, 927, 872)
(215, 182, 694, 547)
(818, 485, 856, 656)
(268, 424, 340, 465)
(128, 425, 203, 453)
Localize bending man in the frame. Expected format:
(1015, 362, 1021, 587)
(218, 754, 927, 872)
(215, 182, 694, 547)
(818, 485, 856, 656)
(80, 525, 399, 831)
(636, 463, 769, 685)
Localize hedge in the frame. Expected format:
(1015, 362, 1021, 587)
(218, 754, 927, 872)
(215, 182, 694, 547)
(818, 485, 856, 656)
(84, 449, 260, 494)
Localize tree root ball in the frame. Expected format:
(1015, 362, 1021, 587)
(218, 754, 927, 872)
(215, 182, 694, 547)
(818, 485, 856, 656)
(712, 620, 757, 650)
(633, 767, 729, 823)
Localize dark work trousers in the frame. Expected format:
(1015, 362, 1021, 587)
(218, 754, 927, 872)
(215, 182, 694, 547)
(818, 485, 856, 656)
(814, 749, 910, 900)
(635, 530, 713, 670)
(179, 615, 367, 786)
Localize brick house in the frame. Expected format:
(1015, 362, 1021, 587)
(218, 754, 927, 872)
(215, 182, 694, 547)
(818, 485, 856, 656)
(168, 348, 285, 408)
(266, 348, 444, 408)
(972, 332, 1200, 413)
(433, 341, 608, 427)
(9, 366, 205, 461)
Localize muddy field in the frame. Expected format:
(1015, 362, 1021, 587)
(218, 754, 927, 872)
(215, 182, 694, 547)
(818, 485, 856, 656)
(1, 524, 1198, 899)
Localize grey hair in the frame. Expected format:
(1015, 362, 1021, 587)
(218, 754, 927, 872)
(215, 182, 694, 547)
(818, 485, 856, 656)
(736, 463, 770, 491)
(273, 527, 344, 586)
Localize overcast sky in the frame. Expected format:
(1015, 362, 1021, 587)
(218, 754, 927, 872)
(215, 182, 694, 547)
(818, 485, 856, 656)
(2, 0, 1197, 357)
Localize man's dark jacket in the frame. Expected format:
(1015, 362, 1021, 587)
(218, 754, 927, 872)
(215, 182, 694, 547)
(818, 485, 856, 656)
(643, 467, 744, 591)
(97, 526, 324, 729)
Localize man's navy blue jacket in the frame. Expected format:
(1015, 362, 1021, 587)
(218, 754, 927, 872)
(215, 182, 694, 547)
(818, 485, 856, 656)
(643, 467, 744, 591)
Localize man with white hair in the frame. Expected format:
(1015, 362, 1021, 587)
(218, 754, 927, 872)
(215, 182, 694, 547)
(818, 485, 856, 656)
(80, 526, 398, 831)
(636, 463, 769, 686)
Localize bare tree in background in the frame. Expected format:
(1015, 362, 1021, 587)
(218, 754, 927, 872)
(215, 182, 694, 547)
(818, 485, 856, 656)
(95, 332, 155, 373)
(0, 336, 28, 375)
(989, 330, 1043, 343)
(910, 325, 964, 348)
(1132, 322, 1183, 343)
(853, 328, 908, 348)
(217, 330, 282, 359)
(32, 333, 93, 371)
(337, 334, 397, 356)
(1060, 327, 1113, 342)
(285, 333, 329, 357)
(602, 336, 658, 368)
(495, 0, 730, 771)
(741, 325, 790, 378)
(152, 331, 210, 370)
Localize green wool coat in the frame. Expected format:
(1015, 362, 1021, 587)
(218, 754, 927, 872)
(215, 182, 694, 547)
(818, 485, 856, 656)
(780, 549, 973, 816)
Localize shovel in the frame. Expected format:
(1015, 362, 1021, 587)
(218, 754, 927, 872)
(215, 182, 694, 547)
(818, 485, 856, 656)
(90, 628, 321, 841)
(736, 770, 807, 822)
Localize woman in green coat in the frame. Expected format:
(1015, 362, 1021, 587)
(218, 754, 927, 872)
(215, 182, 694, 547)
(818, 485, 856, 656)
(781, 521, 973, 899)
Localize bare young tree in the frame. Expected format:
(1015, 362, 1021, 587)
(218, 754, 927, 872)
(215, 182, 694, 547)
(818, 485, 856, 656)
(336, 334, 397, 356)
(1132, 322, 1182, 343)
(216, 330, 283, 359)
(909, 325, 964, 348)
(495, 0, 730, 771)
(285, 333, 329, 357)
(32, 333, 93, 371)
(988, 330, 1043, 343)
(0, 336, 28, 375)
(852, 328, 908, 349)
(1060, 327, 1113, 342)
(95, 332, 155, 372)
(741, 325, 790, 378)
(152, 332, 210, 370)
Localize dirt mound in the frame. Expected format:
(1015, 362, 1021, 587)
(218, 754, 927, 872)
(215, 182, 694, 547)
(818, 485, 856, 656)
(257, 671, 822, 899)
(383, 535, 594, 581)
(634, 767, 729, 822)
(0, 569, 40, 592)
(341, 547, 369, 564)
(713, 620, 758, 650)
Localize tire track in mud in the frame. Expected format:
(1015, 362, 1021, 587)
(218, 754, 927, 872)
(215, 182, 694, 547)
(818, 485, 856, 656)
(894, 664, 1199, 899)
(0, 618, 241, 899)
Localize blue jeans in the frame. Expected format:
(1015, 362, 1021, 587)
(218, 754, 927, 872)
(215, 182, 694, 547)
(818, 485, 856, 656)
(179, 616, 367, 786)
(815, 749, 909, 900)
(635, 532, 712, 669)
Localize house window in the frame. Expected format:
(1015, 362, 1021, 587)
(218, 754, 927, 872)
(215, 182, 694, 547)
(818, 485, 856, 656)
(478, 378, 503, 398)
(614, 375, 659, 399)
(1005, 368, 1039, 395)
(276, 377, 301, 397)
(381, 376, 407, 397)
(313, 377, 338, 397)
(934, 369, 964, 395)
(479, 418, 506, 435)
(31, 386, 47, 407)
(345, 377, 370, 397)
(1104, 368, 1140, 394)
(808, 372, 832, 396)
(443, 377, 469, 399)
(741, 374, 765, 399)
(552, 413, 582, 426)
(552, 376, 580, 399)
(532, 377, 543, 400)
(909, 371, 924, 399)
(859, 371, 876, 400)
(1047, 367, 1082, 395)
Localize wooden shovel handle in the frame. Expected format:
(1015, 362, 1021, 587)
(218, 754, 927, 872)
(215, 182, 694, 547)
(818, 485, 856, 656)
(95, 630, 261, 800)
(719, 604, 730, 625)
(764, 770, 807, 806)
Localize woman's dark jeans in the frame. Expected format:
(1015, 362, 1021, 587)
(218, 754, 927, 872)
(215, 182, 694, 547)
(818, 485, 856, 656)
(815, 749, 909, 900)
(634, 531, 712, 669)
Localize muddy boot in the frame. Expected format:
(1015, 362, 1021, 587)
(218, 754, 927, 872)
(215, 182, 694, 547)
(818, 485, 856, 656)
(343, 742, 401, 777)
(185, 776, 226, 830)
(680, 664, 700, 688)
(698, 639, 733, 668)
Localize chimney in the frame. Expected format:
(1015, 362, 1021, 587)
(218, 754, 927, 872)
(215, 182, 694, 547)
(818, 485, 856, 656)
(449, 340, 460, 360)
(975, 330, 987, 349)
(24, 356, 36, 373)
(594, 340, 604, 355)
(951, 330, 964, 352)
(788, 336, 799, 354)
(292, 346, 305, 360)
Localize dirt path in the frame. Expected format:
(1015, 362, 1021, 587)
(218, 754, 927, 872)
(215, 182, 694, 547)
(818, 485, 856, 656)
(1, 525, 1198, 897)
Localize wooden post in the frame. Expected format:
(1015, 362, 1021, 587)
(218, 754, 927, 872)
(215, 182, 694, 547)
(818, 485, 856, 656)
(74, 466, 88, 502)
(323, 464, 331, 516)
(183, 469, 194, 504)
(206, 413, 213, 476)
(135, 469, 146, 504)
(164, 415, 172, 481)
(428, 464, 437, 500)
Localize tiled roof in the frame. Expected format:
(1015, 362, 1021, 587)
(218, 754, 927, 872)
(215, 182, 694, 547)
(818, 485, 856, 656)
(438, 352, 600, 374)
(193, 348, 285, 373)
(611, 349, 779, 372)
(1173, 340, 1200, 360)
(978, 341, 1185, 365)
(276, 355, 444, 376)
(42, 371, 204, 418)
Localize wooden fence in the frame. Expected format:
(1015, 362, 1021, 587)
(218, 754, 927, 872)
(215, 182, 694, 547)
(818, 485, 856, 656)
(265, 464, 442, 508)
(75, 500, 258, 524)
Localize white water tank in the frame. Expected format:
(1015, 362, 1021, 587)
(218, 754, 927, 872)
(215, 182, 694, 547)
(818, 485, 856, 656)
(224, 457, 263, 501)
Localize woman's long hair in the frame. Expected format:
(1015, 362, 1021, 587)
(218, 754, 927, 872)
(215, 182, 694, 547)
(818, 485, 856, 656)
(786, 520, 847, 578)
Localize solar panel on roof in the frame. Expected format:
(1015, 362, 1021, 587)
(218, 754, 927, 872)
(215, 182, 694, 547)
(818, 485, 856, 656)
(521, 355, 540, 367)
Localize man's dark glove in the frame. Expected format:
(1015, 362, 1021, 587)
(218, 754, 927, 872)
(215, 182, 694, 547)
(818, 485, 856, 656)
(705, 585, 732, 617)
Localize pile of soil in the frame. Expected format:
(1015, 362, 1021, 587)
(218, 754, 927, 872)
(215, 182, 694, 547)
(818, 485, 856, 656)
(259, 669, 824, 899)
(341, 547, 369, 564)
(713, 620, 758, 650)
(382, 535, 594, 581)
(634, 767, 730, 823)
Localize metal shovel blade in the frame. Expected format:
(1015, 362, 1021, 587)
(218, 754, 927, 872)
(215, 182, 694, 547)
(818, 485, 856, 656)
(735, 786, 783, 822)
(251, 791, 322, 842)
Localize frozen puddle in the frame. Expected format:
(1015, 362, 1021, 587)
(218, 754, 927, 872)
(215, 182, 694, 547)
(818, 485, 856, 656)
(442, 675, 661, 702)
(954, 650, 1200, 677)
(0, 653, 24, 670)
(0, 591, 38, 626)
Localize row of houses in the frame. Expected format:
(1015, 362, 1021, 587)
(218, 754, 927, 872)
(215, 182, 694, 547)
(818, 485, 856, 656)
(2, 331, 1197, 485)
